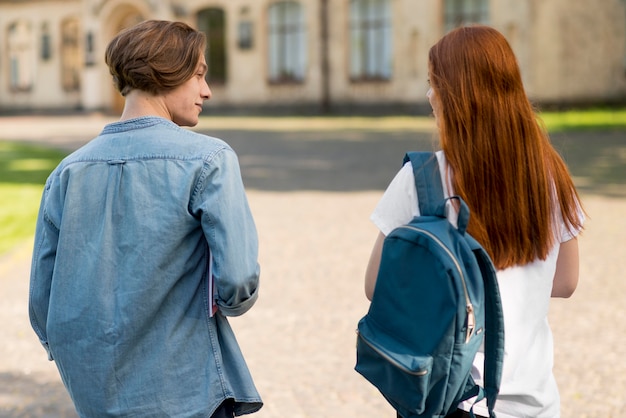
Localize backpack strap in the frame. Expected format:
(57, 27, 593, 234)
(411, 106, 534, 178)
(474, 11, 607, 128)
(404, 152, 470, 234)
(448, 243, 504, 418)
(466, 236, 505, 418)
(404, 151, 505, 418)
(403, 151, 443, 217)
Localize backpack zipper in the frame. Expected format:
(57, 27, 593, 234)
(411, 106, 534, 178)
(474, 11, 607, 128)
(399, 225, 476, 344)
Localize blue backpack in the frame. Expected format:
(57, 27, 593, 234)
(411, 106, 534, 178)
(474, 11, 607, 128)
(355, 152, 505, 418)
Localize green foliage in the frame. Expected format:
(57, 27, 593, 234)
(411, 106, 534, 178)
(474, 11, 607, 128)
(0, 142, 67, 254)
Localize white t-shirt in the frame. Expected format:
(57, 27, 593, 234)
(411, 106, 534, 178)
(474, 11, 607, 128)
(370, 151, 582, 418)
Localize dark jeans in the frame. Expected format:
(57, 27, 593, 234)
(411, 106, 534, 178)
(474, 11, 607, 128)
(397, 410, 487, 418)
(211, 399, 235, 418)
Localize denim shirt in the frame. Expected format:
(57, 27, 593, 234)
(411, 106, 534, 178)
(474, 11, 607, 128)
(29, 117, 262, 417)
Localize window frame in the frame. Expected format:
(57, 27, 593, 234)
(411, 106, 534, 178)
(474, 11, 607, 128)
(60, 18, 81, 92)
(349, 0, 393, 83)
(443, 0, 490, 33)
(267, 1, 307, 84)
(7, 20, 35, 92)
(197, 7, 228, 86)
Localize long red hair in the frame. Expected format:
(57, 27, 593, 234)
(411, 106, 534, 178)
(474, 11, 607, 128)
(428, 25, 584, 269)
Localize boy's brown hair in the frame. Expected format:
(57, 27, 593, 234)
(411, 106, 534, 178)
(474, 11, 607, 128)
(105, 20, 206, 96)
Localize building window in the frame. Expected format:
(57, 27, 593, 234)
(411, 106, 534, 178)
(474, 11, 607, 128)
(197, 8, 228, 85)
(238, 21, 254, 50)
(8, 21, 34, 92)
(268, 1, 306, 83)
(349, 0, 392, 82)
(444, 0, 489, 33)
(61, 19, 81, 92)
(41, 22, 51, 61)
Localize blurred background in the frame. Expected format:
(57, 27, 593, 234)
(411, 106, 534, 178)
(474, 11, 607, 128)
(0, 0, 625, 116)
(1, 1, 625, 417)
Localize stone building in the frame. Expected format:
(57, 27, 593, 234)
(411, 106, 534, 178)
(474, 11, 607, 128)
(0, 0, 625, 114)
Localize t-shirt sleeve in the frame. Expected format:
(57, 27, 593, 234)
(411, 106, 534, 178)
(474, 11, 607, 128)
(559, 201, 586, 243)
(370, 162, 419, 236)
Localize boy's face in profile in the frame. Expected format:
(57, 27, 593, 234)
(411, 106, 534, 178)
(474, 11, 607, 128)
(162, 56, 211, 127)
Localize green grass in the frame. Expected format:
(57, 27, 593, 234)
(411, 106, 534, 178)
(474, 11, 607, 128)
(540, 107, 626, 132)
(195, 107, 626, 133)
(0, 142, 67, 254)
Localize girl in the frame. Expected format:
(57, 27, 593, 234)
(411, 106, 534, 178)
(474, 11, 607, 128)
(365, 25, 585, 418)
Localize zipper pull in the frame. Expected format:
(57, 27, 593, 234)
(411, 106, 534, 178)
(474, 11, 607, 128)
(465, 304, 475, 343)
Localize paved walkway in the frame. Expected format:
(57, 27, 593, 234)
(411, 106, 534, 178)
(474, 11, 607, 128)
(0, 115, 624, 417)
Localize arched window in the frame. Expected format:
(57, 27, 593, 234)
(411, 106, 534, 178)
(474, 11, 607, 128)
(8, 21, 35, 91)
(197, 8, 228, 85)
(268, 1, 307, 83)
(61, 18, 81, 92)
(444, 0, 489, 33)
(349, 0, 392, 81)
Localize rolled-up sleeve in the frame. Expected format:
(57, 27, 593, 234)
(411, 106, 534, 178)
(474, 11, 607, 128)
(193, 147, 260, 317)
(29, 182, 59, 360)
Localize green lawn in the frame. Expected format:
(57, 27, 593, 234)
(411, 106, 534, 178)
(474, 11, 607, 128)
(0, 142, 67, 254)
(193, 107, 626, 132)
(540, 107, 626, 131)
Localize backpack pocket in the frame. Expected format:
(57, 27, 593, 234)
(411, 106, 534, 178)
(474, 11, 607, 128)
(355, 318, 432, 414)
